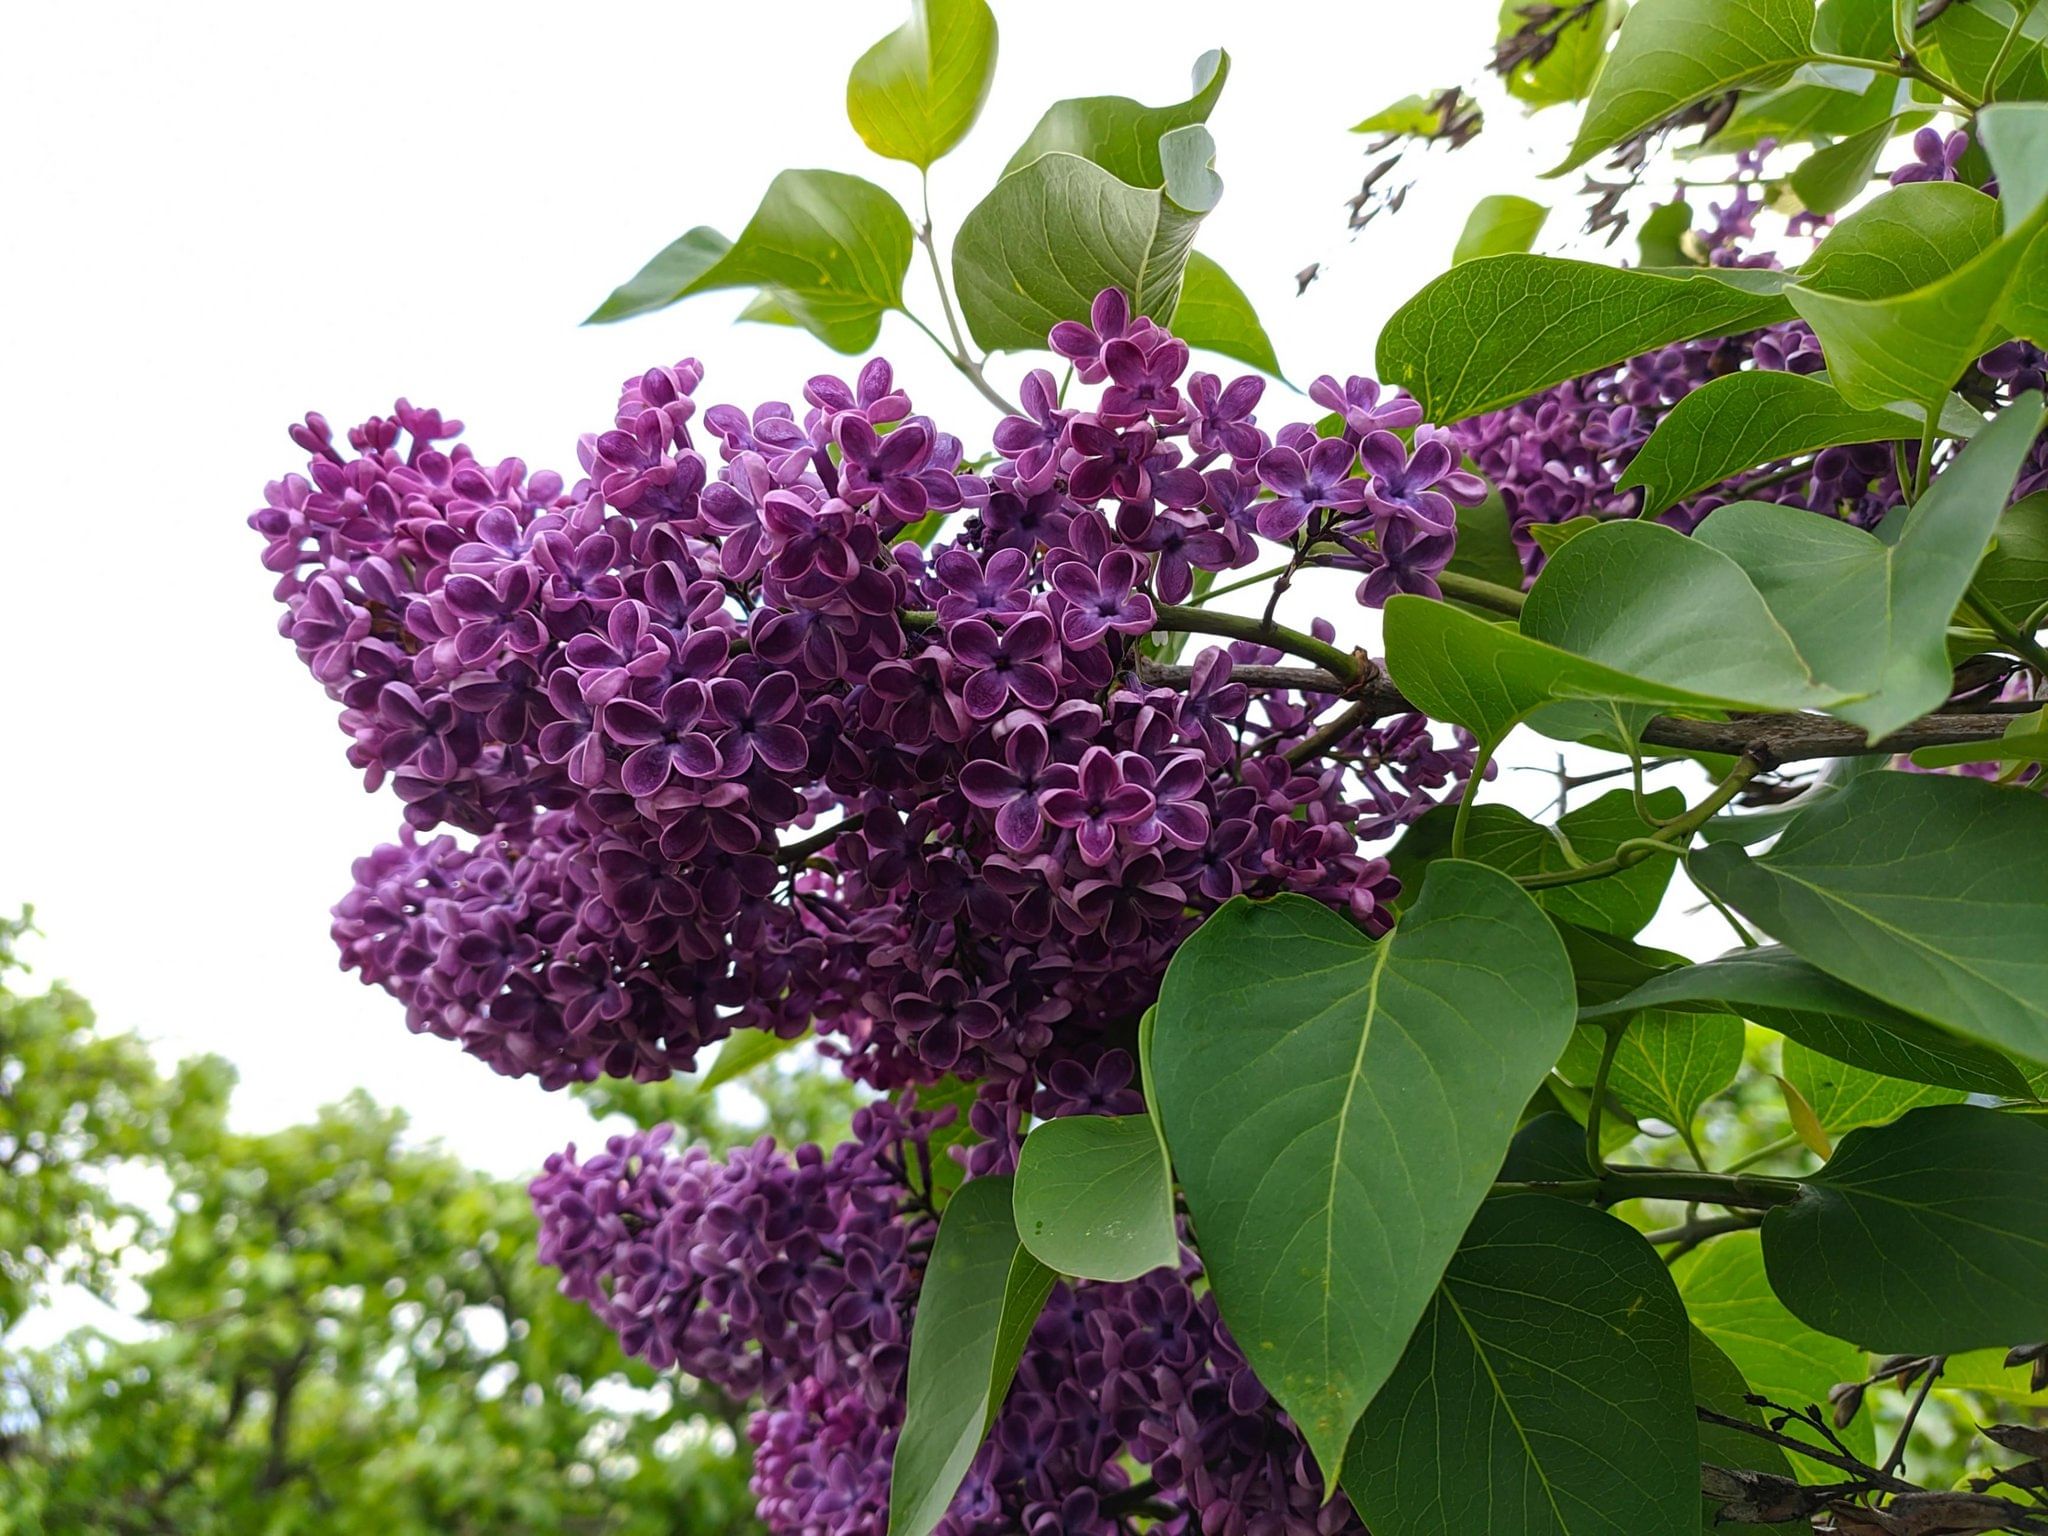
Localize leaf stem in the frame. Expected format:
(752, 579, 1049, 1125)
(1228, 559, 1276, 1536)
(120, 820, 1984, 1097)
(1642, 1212, 1760, 1246)
(1514, 754, 1766, 891)
(909, 174, 1021, 418)
(1808, 49, 1983, 110)
(777, 814, 864, 868)
(1881, 1355, 1945, 1476)
(1969, 581, 2048, 675)
(1604, 1166, 1806, 1208)
(1981, 8, 2030, 101)
(1585, 1023, 1627, 1173)
(1722, 1132, 1802, 1173)
(1450, 735, 1501, 859)
(1435, 569, 1527, 618)
(1912, 412, 1939, 502)
(1696, 881, 1763, 948)
(1285, 699, 1371, 767)
(1187, 562, 1296, 606)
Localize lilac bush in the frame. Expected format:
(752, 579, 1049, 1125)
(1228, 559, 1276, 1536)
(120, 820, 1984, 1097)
(246, 7, 2048, 1523)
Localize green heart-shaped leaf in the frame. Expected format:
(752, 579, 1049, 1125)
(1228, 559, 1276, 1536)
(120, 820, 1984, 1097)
(1011, 1113, 1178, 1283)
(845, 0, 999, 169)
(1762, 1106, 2048, 1353)
(1342, 1197, 1700, 1536)
(1152, 865, 1576, 1490)
(1692, 771, 2048, 1067)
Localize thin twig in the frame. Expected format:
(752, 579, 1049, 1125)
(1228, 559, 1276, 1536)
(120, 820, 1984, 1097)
(1883, 1355, 1946, 1477)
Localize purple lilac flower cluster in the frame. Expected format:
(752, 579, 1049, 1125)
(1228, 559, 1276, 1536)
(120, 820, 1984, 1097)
(260, 290, 1479, 1095)
(1455, 139, 2048, 576)
(532, 1091, 1364, 1536)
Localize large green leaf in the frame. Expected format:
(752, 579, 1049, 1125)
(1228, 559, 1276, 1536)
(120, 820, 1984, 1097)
(1780, 1038, 1966, 1136)
(1707, 0, 1909, 153)
(1559, 1009, 1744, 1139)
(1761, 1105, 2048, 1353)
(845, 0, 999, 169)
(1581, 947, 2035, 1098)
(1616, 370, 1983, 516)
(887, 1175, 1055, 1536)
(1170, 251, 1283, 376)
(1973, 492, 2048, 627)
(1922, 0, 2048, 99)
(1376, 258, 1792, 423)
(1383, 518, 1858, 747)
(586, 226, 732, 324)
(1691, 770, 2048, 1066)
(1787, 117, 1904, 215)
(1010, 1113, 1178, 1283)
(1451, 194, 1550, 265)
(1555, 921, 1689, 1008)
(1002, 49, 1228, 184)
(1684, 393, 2045, 738)
(1553, 0, 1819, 174)
(1788, 106, 2048, 409)
(1794, 180, 2000, 299)
(1497, 0, 1625, 106)
(602, 170, 916, 353)
(1151, 866, 1576, 1490)
(1341, 1197, 1699, 1536)
(1388, 787, 1682, 937)
(954, 123, 1222, 353)
(1674, 1231, 1875, 1472)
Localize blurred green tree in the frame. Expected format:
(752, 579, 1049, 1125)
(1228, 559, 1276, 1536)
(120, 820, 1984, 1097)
(0, 914, 854, 1535)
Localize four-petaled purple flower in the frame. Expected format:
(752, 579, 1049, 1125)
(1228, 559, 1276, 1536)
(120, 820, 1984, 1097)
(1050, 550, 1155, 646)
(1185, 371, 1266, 460)
(959, 721, 1079, 851)
(1041, 746, 1156, 865)
(1359, 428, 1485, 528)
(606, 680, 721, 797)
(706, 671, 810, 776)
(932, 546, 1033, 626)
(1355, 515, 1457, 606)
(947, 613, 1061, 719)
(1253, 438, 1367, 540)
(992, 369, 1070, 492)
(1100, 337, 1190, 424)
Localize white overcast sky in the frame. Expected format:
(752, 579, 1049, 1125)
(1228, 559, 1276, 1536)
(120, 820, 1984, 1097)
(2, 1, 1714, 1181)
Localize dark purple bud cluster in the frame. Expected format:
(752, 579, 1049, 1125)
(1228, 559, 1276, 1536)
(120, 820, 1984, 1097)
(256, 290, 1478, 1094)
(531, 1095, 1365, 1536)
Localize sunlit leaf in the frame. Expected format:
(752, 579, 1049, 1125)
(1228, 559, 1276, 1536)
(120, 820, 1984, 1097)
(845, 0, 999, 169)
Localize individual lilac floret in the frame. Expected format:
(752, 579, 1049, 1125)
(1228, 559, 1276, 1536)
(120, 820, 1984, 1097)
(1891, 126, 1968, 185)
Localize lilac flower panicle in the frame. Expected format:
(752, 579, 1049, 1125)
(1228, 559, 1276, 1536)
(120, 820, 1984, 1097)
(252, 286, 1540, 1536)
